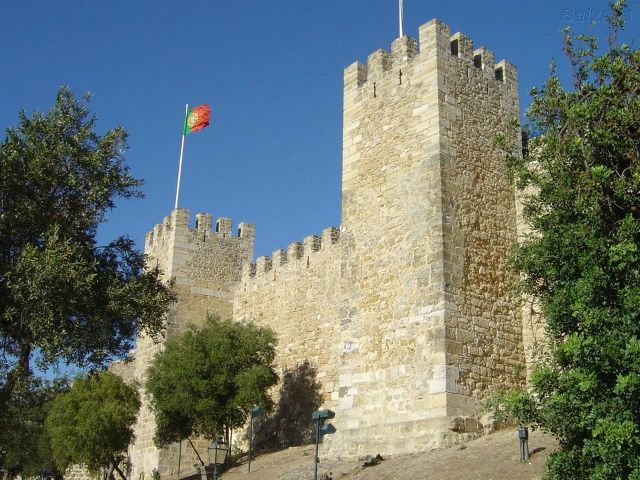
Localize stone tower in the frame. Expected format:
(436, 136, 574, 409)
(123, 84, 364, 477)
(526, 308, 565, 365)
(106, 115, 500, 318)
(125, 209, 254, 478)
(331, 19, 523, 454)
(120, 17, 525, 477)
(235, 18, 523, 457)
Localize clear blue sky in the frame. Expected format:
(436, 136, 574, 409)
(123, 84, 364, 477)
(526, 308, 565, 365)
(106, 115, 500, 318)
(1, 0, 636, 259)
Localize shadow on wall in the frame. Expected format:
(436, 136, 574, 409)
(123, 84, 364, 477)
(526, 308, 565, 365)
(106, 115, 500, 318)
(255, 361, 323, 449)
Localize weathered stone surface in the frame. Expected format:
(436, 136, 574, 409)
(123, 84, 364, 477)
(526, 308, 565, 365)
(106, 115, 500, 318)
(107, 17, 529, 480)
(236, 19, 524, 458)
(450, 416, 483, 434)
(64, 465, 92, 480)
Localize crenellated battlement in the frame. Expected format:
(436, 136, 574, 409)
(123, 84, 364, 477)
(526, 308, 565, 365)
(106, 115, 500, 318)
(144, 208, 255, 253)
(241, 226, 340, 280)
(344, 19, 516, 91)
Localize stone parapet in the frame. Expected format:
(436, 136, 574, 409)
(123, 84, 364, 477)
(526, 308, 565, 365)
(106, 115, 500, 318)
(240, 227, 340, 281)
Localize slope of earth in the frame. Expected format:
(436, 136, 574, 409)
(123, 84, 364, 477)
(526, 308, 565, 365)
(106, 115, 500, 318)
(223, 428, 557, 480)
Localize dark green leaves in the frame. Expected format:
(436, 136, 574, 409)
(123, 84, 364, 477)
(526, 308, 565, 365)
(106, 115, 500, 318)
(0, 376, 67, 478)
(45, 371, 140, 473)
(0, 87, 175, 477)
(146, 316, 278, 446)
(502, 2, 640, 478)
(0, 87, 175, 403)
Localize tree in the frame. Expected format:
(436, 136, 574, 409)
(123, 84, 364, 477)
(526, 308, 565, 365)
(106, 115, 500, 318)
(501, 2, 640, 478)
(0, 376, 67, 479)
(45, 371, 140, 480)
(146, 316, 278, 450)
(0, 87, 175, 410)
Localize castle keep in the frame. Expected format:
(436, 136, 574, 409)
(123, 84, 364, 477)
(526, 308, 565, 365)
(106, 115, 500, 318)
(124, 18, 526, 477)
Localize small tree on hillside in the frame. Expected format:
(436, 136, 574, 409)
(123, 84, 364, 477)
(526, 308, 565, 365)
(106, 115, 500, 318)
(45, 371, 140, 480)
(146, 316, 278, 452)
(496, 2, 640, 478)
(0, 376, 67, 479)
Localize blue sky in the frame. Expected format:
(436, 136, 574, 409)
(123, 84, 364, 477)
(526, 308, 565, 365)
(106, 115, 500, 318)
(1, 0, 636, 259)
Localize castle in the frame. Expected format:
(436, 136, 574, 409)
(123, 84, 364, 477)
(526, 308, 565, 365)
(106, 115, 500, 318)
(117, 18, 531, 478)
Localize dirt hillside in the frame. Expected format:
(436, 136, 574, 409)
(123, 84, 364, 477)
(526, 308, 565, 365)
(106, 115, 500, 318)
(222, 428, 557, 480)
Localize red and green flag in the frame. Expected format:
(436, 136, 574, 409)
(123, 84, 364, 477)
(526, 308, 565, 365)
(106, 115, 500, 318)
(184, 104, 211, 135)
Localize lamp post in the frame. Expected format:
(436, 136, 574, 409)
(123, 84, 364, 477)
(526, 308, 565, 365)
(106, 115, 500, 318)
(518, 426, 530, 462)
(311, 410, 335, 480)
(208, 436, 229, 480)
(247, 406, 265, 474)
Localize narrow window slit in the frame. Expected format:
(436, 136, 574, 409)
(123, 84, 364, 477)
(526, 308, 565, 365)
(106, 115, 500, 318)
(450, 39, 459, 57)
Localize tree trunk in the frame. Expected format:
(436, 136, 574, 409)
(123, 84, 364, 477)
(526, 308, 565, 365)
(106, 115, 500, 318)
(187, 437, 205, 467)
(114, 464, 127, 480)
(0, 343, 32, 409)
(106, 461, 115, 480)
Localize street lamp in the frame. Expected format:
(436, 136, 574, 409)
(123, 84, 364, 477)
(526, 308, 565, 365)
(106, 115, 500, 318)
(248, 406, 265, 474)
(208, 436, 229, 480)
(311, 410, 336, 480)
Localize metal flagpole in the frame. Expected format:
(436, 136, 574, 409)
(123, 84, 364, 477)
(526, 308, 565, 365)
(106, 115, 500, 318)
(174, 103, 188, 209)
(399, 0, 404, 38)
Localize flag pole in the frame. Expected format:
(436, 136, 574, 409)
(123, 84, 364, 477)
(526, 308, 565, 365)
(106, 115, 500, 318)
(399, 0, 404, 38)
(174, 103, 188, 210)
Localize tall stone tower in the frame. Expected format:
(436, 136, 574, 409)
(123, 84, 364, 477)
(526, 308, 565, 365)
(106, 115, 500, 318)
(125, 209, 254, 478)
(330, 19, 523, 454)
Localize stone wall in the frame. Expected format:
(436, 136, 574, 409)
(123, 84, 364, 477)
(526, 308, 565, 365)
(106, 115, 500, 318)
(334, 27, 453, 456)
(114, 16, 527, 477)
(234, 227, 341, 404)
(144, 209, 254, 333)
(516, 188, 547, 376)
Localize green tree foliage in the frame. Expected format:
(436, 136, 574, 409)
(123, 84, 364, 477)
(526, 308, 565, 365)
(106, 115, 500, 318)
(0, 376, 67, 479)
(45, 371, 140, 479)
(0, 87, 175, 409)
(501, 2, 640, 478)
(146, 317, 278, 448)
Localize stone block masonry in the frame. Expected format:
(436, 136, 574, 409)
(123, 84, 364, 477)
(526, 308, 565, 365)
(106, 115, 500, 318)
(234, 227, 343, 415)
(111, 17, 529, 479)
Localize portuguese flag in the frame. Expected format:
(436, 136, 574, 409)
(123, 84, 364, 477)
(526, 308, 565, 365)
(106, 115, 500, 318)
(184, 104, 211, 135)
